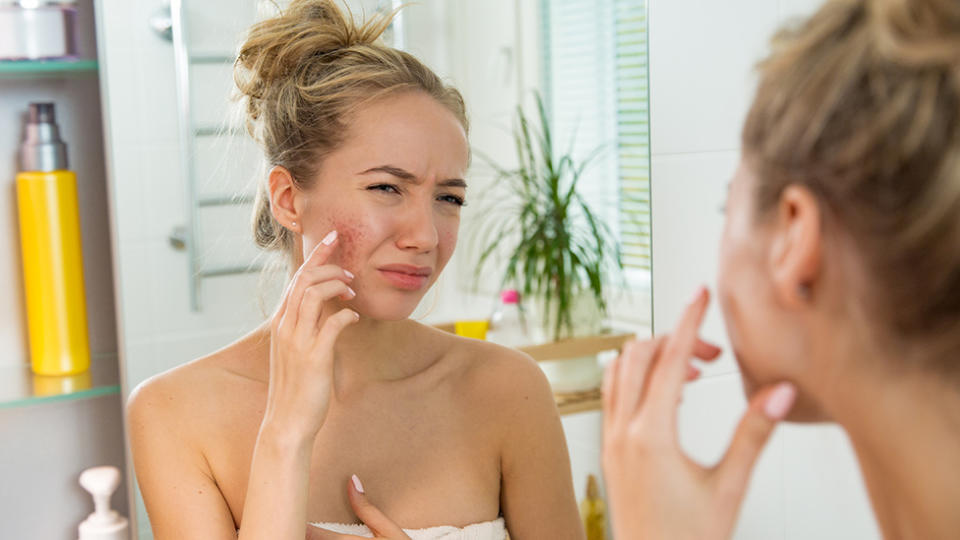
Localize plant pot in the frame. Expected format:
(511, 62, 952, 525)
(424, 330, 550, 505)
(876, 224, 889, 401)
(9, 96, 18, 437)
(532, 291, 605, 393)
(539, 354, 604, 394)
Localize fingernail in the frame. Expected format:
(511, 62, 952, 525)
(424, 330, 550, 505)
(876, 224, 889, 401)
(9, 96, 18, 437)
(351, 474, 365, 493)
(688, 285, 706, 305)
(347, 287, 356, 298)
(764, 382, 796, 420)
(344, 269, 355, 279)
(321, 230, 338, 245)
(352, 310, 360, 321)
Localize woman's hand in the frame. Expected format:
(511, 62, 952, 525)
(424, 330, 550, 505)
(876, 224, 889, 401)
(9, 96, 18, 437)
(306, 475, 412, 540)
(264, 229, 360, 439)
(602, 286, 797, 540)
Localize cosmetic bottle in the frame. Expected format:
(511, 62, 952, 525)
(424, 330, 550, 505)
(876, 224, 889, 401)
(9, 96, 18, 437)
(580, 474, 606, 540)
(487, 289, 533, 347)
(16, 102, 90, 376)
(78, 466, 129, 540)
(0, 1, 78, 60)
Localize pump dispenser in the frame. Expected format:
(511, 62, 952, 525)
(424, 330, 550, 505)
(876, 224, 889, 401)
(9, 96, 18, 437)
(77, 466, 129, 540)
(16, 102, 91, 375)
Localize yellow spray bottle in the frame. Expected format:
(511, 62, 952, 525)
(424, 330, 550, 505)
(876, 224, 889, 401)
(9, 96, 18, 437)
(16, 102, 90, 376)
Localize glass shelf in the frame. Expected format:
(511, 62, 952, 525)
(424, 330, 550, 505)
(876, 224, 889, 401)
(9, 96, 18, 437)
(0, 59, 98, 78)
(0, 353, 120, 410)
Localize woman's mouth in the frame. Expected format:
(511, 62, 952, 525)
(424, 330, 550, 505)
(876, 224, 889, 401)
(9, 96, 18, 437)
(377, 264, 433, 291)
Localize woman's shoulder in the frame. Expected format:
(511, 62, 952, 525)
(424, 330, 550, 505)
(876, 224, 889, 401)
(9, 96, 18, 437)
(126, 330, 269, 432)
(412, 322, 554, 413)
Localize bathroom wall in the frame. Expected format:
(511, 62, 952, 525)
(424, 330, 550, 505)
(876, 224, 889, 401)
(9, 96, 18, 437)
(649, 0, 882, 538)
(0, 0, 128, 538)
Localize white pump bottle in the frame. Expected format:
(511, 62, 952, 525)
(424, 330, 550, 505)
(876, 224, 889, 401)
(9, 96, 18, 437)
(77, 466, 129, 540)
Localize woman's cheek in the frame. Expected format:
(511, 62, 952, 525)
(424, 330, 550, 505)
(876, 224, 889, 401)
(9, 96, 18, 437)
(323, 213, 369, 273)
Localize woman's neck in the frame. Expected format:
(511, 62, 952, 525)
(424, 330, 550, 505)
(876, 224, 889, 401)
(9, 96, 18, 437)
(826, 359, 960, 540)
(251, 305, 438, 396)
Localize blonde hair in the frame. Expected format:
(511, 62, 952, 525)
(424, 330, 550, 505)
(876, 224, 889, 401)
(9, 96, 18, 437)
(234, 0, 468, 269)
(743, 0, 960, 371)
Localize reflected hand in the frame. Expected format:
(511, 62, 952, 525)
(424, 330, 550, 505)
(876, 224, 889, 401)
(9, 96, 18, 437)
(266, 230, 359, 438)
(601, 287, 796, 540)
(307, 475, 413, 540)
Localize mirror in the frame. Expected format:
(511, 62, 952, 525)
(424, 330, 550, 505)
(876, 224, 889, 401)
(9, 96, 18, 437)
(97, 0, 650, 537)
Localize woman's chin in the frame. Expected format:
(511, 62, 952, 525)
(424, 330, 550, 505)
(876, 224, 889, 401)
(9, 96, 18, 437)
(740, 367, 831, 423)
(349, 298, 422, 322)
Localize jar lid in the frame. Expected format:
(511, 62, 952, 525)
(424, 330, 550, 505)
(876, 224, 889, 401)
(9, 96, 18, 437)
(0, 1, 78, 7)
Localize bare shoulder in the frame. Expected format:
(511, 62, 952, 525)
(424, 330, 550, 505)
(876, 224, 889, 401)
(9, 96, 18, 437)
(417, 324, 556, 419)
(126, 332, 268, 442)
(126, 336, 263, 538)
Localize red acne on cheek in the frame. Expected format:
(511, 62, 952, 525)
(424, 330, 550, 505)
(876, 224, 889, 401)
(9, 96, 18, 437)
(331, 221, 366, 272)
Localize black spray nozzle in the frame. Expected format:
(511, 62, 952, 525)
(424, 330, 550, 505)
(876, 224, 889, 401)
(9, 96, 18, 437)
(28, 102, 57, 124)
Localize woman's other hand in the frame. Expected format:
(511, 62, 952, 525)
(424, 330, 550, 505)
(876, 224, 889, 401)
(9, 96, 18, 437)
(306, 475, 413, 540)
(601, 287, 796, 540)
(265, 229, 360, 439)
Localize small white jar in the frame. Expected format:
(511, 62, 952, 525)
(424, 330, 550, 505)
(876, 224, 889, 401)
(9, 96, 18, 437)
(0, 1, 78, 61)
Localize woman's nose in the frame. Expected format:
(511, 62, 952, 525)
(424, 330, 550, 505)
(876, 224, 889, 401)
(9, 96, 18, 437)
(396, 200, 439, 252)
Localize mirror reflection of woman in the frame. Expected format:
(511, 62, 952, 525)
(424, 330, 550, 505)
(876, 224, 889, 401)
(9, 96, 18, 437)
(127, 2, 584, 539)
(602, 0, 960, 538)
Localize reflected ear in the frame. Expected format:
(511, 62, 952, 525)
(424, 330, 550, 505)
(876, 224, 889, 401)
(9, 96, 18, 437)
(768, 185, 821, 308)
(268, 165, 302, 231)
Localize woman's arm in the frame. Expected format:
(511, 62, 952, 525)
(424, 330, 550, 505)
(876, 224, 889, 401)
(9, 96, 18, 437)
(130, 231, 358, 540)
(497, 354, 586, 540)
(128, 378, 238, 540)
(237, 231, 358, 540)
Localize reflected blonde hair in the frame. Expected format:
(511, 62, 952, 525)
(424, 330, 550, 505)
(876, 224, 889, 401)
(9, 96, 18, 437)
(743, 0, 960, 371)
(233, 0, 468, 270)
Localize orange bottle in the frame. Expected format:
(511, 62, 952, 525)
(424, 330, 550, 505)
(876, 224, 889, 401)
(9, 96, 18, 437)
(16, 102, 90, 376)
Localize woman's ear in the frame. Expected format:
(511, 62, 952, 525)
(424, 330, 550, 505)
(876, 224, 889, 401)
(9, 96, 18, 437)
(768, 185, 822, 308)
(268, 165, 302, 232)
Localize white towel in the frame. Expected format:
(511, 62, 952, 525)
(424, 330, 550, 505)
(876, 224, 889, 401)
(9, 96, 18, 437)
(308, 517, 507, 540)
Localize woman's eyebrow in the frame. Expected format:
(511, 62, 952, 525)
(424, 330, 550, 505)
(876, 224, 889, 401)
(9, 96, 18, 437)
(360, 165, 467, 188)
(361, 165, 416, 180)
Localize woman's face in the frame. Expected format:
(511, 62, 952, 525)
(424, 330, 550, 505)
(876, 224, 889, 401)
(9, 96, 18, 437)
(716, 160, 824, 420)
(298, 91, 469, 321)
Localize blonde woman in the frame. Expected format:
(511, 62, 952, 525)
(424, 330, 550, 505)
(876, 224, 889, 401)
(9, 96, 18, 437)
(603, 0, 960, 538)
(126, 2, 584, 539)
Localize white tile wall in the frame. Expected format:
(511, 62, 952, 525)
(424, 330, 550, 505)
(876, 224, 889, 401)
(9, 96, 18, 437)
(98, 2, 265, 535)
(649, 0, 777, 156)
(781, 424, 882, 540)
(650, 151, 739, 376)
(650, 0, 880, 538)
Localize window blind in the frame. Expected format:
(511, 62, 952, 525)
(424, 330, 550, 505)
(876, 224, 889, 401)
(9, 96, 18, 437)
(541, 0, 651, 275)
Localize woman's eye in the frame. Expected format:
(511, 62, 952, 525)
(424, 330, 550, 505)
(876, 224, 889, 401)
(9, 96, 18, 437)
(438, 194, 466, 207)
(368, 184, 400, 194)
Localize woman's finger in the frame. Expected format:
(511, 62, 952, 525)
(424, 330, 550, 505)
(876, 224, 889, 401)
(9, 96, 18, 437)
(281, 230, 342, 330)
(615, 337, 667, 420)
(694, 338, 722, 361)
(713, 382, 795, 506)
(346, 475, 411, 539)
(645, 287, 711, 422)
(602, 346, 622, 433)
(314, 308, 361, 352)
(294, 281, 356, 344)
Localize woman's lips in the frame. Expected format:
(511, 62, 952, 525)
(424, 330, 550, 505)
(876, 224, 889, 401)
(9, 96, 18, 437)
(377, 264, 432, 291)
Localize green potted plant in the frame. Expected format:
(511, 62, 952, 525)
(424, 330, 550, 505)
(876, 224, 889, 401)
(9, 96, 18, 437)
(472, 92, 624, 390)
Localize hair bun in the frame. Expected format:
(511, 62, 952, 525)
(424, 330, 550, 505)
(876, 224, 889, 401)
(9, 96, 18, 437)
(871, 0, 960, 71)
(234, 0, 392, 124)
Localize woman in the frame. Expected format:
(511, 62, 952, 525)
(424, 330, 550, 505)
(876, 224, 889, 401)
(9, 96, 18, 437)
(602, 0, 960, 538)
(126, 2, 584, 539)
